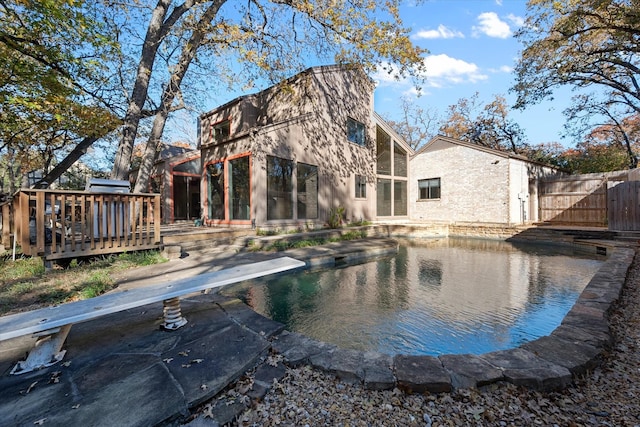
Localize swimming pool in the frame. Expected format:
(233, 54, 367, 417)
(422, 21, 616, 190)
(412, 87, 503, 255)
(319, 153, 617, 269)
(222, 238, 605, 356)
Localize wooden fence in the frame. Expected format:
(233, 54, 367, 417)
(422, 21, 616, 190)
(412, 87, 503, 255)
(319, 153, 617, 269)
(4, 189, 161, 261)
(539, 170, 640, 231)
(608, 180, 640, 231)
(539, 176, 608, 227)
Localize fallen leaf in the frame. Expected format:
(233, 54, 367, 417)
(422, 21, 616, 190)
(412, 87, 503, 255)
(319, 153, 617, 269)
(49, 372, 61, 384)
(267, 354, 283, 367)
(202, 403, 214, 419)
(236, 379, 254, 394)
(23, 381, 38, 395)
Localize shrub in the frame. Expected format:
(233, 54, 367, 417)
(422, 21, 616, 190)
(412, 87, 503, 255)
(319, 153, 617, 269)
(328, 207, 345, 229)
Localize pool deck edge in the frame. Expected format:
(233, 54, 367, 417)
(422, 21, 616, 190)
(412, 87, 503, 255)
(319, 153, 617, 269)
(270, 241, 636, 395)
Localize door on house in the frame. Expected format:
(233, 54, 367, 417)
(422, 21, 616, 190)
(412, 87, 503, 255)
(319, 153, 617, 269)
(205, 154, 251, 224)
(171, 157, 201, 221)
(173, 176, 200, 220)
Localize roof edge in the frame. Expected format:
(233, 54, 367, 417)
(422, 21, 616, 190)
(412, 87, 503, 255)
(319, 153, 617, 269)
(413, 135, 561, 169)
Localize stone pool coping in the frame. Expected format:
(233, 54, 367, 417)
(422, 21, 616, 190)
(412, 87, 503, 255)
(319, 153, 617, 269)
(269, 240, 637, 393)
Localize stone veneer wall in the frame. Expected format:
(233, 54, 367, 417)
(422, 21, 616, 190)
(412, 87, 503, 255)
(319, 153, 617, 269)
(369, 223, 618, 246)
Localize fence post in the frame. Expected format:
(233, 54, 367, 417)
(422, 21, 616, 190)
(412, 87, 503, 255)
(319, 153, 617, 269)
(1, 202, 10, 249)
(154, 194, 161, 243)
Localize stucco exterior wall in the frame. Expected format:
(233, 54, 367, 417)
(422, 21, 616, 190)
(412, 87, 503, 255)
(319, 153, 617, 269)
(409, 142, 511, 224)
(198, 66, 377, 228)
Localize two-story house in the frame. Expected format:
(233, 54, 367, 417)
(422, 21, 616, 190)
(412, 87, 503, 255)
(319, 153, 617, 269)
(198, 65, 412, 229)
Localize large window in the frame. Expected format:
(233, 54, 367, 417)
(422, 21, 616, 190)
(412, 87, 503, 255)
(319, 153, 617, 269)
(418, 178, 441, 200)
(394, 181, 407, 216)
(297, 163, 318, 219)
(229, 156, 250, 220)
(393, 142, 407, 177)
(377, 178, 392, 217)
(376, 127, 391, 175)
(206, 155, 251, 222)
(206, 162, 225, 219)
(267, 156, 294, 220)
(355, 175, 367, 199)
(347, 117, 366, 146)
(376, 125, 408, 217)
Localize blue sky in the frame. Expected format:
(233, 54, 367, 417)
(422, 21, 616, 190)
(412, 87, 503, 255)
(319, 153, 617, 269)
(168, 0, 573, 148)
(372, 0, 572, 147)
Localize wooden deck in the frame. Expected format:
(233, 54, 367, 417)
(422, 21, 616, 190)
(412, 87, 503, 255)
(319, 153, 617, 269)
(2, 189, 161, 261)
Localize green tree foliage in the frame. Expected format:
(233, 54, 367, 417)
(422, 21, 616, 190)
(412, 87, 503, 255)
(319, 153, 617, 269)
(0, 0, 120, 192)
(553, 143, 629, 174)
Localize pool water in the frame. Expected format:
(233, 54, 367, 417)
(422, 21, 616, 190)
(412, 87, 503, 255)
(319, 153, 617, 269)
(222, 238, 605, 356)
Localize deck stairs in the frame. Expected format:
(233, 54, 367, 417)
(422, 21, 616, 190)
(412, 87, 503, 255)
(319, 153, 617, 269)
(160, 223, 255, 255)
(508, 225, 640, 251)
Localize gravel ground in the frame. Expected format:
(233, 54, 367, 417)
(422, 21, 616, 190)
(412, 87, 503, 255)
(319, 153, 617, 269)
(206, 252, 640, 426)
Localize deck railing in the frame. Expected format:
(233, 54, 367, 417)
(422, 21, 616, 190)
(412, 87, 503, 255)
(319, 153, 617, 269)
(8, 189, 161, 261)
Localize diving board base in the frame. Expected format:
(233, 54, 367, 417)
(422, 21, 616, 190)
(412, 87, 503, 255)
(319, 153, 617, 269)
(11, 324, 71, 375)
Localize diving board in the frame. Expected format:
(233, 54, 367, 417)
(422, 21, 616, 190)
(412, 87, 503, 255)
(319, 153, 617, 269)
(0, 256, 306, 374)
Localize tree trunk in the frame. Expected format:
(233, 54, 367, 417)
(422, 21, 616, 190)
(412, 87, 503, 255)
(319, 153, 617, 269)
(133, 0, 225, 193)
(32, 135, 101, 189)
(110, 0, 173, 181)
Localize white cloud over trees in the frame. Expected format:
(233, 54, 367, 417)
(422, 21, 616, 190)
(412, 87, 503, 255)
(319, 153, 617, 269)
(473, 12, 512, 39)
(374, 54, 487, 89)
(413, 24, 464, 40)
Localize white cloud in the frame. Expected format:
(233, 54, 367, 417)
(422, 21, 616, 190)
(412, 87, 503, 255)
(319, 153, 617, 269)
(473, 12, 512, 39)
(372, 64, 404, 86)
(489, 65, 513, 73)
(506, 13, 525, 28)
(403, 86, 427, 98)
(422, 54, 488, 87)
(413, 25, 464, 40)
(373, 55, 488, 89)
